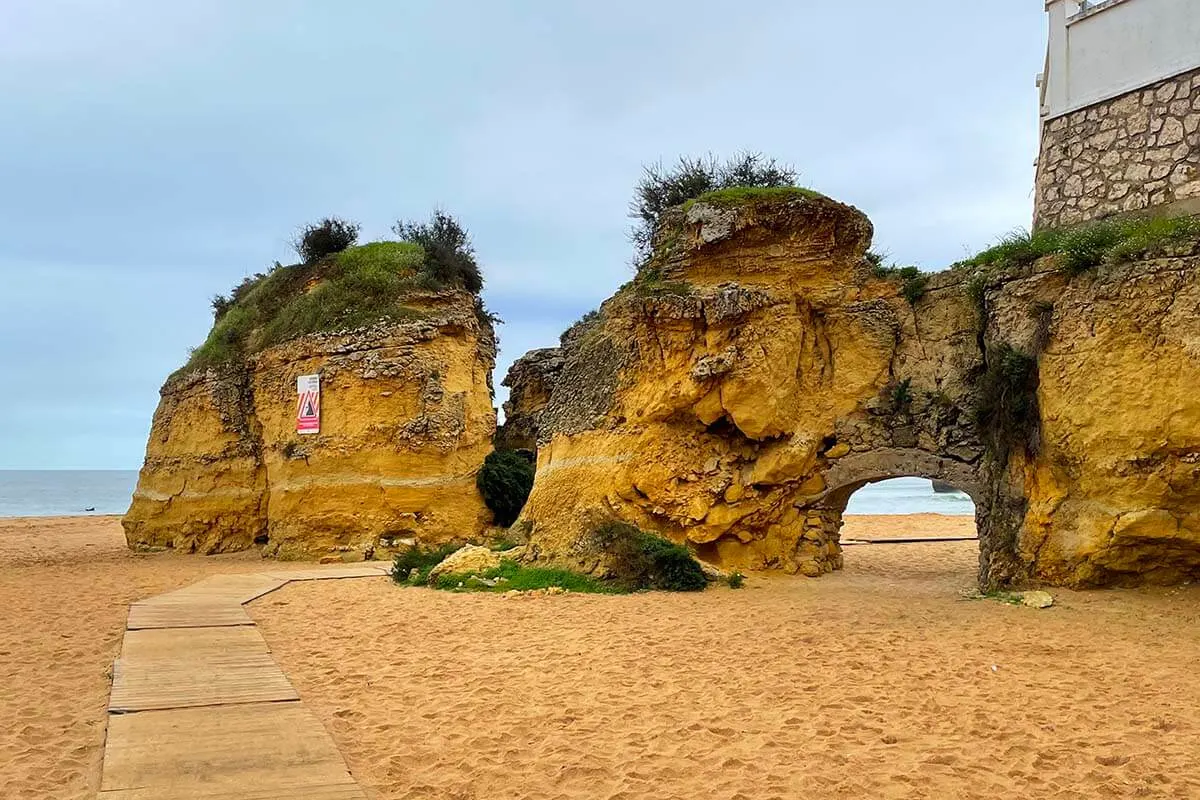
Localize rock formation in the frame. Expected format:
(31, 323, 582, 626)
(505, 190, 1200, 588)
(124, 289, 497, 559)
(494, 348, 563, 453)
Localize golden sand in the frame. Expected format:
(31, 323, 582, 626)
(3, 514, 1200, 799)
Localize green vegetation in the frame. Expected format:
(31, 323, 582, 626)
(682, 185, 821, 210)
(891, 378, 913, 411)
(964, 272, 989, 321)
(181, 211, 489, 375)
(975, 343, 1041, 461)
(185, 241, 427, 372)
(631, 268, 694, 297)
(958, 215, 1200, 276)
(429, 560, 623, 594)
(630, 151, 802, 264)
(293, 216, 360, 263)
(394, 210, 483, 293)
(475, 450, 535, 527)
(872, 263, 929, 305)
(727, 571, 746, 589)
(560, 309, 601, 345)
(390, 543, 461, 585)
(967, 589, 1025, 606)
(591, 520, 708, 592)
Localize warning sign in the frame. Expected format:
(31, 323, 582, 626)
(296, 374, 320, 435)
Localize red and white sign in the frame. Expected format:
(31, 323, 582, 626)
(296, 374, 321, 435)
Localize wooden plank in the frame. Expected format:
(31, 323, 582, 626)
(127, 601, 252, 630)
(110, 628, 297, 712)
(141, 575, 289, 606)
(100, 786, 365, 800)
(261, 564, 392, 582)
(119, 626, 272, 660)
(99, 703, 364, 798)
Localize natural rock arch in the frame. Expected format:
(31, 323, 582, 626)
(502, 192, 1200, 589)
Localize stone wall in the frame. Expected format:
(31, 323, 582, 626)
(1034, 66, 1200, 228)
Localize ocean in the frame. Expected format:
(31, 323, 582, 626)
(843, 476, 975, 516)
(0, 471, 973, 518)
(0, 470, 140, 517)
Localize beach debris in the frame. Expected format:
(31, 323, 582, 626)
(426, 544, 502, 585)
(1019, 590, 1054, 609)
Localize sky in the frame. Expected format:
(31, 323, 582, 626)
(0, 0, 1046, 470)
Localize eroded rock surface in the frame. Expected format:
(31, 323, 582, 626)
(495, 348, 563, 453)
(507, 193, 1200, 588)
(124, 291, 496, 559)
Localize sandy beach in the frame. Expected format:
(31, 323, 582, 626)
(4, 514, 1200, 799)
(0, 516, 267, 800)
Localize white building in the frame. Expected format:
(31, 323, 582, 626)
(1035, 0, 1200, 227)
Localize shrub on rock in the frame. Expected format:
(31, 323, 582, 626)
(476, 450, 535, 527)
(293, 216, 360, 263)
(394, 210, 483, 293)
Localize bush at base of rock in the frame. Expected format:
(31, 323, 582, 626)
(590, 520, 708, 592)
(391, 543, 460, 585)
(475, 450, 535, 527)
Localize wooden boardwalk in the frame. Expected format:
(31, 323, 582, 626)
(99, 562, 392, 799)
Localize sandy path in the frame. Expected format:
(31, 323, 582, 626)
(841, 512, 978, 541)
(251, 517, 1200, 800)
(0, 516, 268, 800)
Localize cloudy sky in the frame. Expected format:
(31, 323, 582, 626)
(0, 0, 1045, 470)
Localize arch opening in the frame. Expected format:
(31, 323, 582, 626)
(832, 476, 980, 585)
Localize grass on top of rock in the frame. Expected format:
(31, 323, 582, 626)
(958, 214, 1200, 276)
(185, 241, 428, 372)
(682, 185, 822, 210)
(181, 211, 487, 374)
(630, 151, 804, 264)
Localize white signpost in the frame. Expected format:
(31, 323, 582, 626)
(296, 374, 321, 435)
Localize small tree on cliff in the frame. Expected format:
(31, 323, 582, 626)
(393, 210, 484, 293)
(629, 151, 797, 264)
(292, 217, 361, 263)
(476, 450, 535, 527)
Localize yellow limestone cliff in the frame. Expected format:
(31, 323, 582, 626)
(506, 191, 1200, 588)
(124, 290, 496, 559)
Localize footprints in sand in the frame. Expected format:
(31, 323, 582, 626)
(251, 550, 1200, 800)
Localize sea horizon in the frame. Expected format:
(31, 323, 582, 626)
(0, 470, 974, 519)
